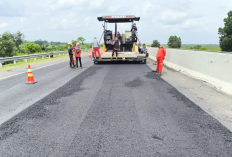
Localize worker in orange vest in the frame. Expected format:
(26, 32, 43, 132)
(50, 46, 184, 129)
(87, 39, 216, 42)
(156, 44, 166, 76)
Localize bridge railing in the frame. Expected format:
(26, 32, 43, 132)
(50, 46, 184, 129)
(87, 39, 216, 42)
(136, 46, 232, 95)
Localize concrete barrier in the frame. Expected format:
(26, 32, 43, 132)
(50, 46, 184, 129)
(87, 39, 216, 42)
(137, 46, 232, 95)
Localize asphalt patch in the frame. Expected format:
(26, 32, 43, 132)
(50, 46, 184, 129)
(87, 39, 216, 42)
(145, 71, 163, 81)
(167, 88, 202, 112)
(125, 78, 143, 88)
(152, 134, 164, 141)
(0, 66, 101, 141)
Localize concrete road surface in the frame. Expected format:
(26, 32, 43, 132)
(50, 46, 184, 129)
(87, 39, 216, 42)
(0, 56, 232, 157)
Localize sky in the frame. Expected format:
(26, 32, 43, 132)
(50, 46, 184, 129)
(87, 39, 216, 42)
(0, 0, 231, 44)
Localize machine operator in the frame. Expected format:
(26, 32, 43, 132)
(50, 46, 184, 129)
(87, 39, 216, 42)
(111, 37, 120, 60)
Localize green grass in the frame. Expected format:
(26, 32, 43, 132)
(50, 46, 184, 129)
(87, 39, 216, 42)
(161, 45, 221, 51)
(0, 50, 90, 72)
(180, 46, 221, 51)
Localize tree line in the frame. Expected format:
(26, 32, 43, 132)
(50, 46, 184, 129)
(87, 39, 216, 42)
(0, 31, 94, 58)
(150, 10, 232, 52)
(0, 31, 69, 57)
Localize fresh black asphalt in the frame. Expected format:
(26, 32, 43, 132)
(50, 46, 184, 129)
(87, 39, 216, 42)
(0, 62, 232, 156)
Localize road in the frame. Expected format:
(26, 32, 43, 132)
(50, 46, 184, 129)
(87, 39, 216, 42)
(0, 55, 232, 157)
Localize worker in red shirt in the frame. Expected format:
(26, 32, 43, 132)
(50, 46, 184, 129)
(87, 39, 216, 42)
(156, 44, 166, 76)
(73, 43, 82, 69)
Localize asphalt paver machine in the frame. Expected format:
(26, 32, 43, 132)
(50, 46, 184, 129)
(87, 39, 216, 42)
(94, 15, 147, 63)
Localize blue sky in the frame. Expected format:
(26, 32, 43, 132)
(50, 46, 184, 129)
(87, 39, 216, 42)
(0, 0, 231, 44)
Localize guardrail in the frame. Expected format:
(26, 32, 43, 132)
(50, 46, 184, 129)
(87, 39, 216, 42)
(0, 49, 89, 67)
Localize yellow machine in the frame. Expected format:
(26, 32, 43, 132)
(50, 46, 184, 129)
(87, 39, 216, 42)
(93, 15, 147, 64)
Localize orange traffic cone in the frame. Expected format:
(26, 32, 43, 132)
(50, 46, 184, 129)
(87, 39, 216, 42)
(89, 52, 92, 59)
(101, 51, 103, 54)
(73, 55, 76, 65)
(26, 65, 37, 84)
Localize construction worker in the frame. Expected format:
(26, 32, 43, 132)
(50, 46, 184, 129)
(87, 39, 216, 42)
(68, 42, 74, 68)
(156, 44, 166, 76)
(141, 44, 147, 54)
(131, 23, 137, 32)
(74, 43, 82, 69)
(117, 32, 122, 50)
(111, 37, 120, 59)
(117, 32, 122, 42)
(93, 37, 101, 60)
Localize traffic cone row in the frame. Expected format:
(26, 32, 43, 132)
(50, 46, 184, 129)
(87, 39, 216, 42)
(26, 65, 36, 84)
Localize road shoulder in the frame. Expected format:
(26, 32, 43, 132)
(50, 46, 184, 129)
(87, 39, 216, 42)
(147, 58, 232, 132)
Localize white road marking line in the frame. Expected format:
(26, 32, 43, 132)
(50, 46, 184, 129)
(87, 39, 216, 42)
(0, 60, 67, 81)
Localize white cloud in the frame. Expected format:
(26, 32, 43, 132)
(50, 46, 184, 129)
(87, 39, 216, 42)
(49, 18, 69, 29)
(50, 0, 85, 10)
(84, 16, 91, 26)
(58, 0, 77, 5)
(1, 0, 231, 44)
(0, 23, 7, 28)
(20, 18, 25, 23)
(89, 0, 105, 9)
(141, 1, 155, 19)
(108, 5, 120, 12)
(181, 19, 198, 29)
(160, 10, 188, 25)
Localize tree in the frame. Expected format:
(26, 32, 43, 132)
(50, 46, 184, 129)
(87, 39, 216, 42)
(167, 35, 182, 48)
(77, 37, 85, 45)
(40, 44, 48, 51)
(34, 39, 49, 46)
(51, 41, 65, 45)
(151, 40, 159, 47)
(25, 41, 42, 54)
(71, 40, 77, 47)
(190, 45, 201, 49)
(9, 31, 25, 53)
(64, 43, 69, 50)
(51, 43, 56, 51)
(0, 33, 15, 57)
(218, 11, 232, 52)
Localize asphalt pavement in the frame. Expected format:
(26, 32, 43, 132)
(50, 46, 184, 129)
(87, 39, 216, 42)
(0, 58, 232, 157)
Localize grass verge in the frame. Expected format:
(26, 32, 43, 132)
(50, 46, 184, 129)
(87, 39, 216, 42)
(180, 46, 221, 51)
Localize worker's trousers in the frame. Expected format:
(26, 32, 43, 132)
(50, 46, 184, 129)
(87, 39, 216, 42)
(156, 58, 164, 72)
(69, 54, 74, 67)
(94, 47, 101, 58)
(75, 57, 82, 68)
(112, 49, 118, 57)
